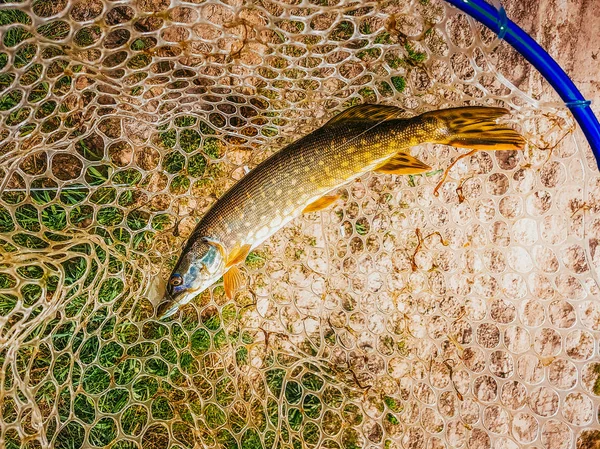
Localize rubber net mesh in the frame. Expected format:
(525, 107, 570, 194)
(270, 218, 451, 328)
(1, 0, 600, 448)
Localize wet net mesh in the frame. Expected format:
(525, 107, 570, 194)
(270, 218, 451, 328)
(1, 0, 599, 448)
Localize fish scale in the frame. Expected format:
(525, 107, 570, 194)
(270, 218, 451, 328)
(160, 104, 525, 318)
(196, 118, 423, 251)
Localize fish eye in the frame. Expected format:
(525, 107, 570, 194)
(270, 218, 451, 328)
(169, 274, 183, 286)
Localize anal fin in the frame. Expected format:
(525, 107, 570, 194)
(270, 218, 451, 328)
(222, 242, 251, 298)
(375, 153, 431, 175)
(223, 266, 243, 299)
(303, 194, 340, 213)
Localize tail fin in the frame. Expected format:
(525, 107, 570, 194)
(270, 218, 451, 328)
(421, 107, 526, 151)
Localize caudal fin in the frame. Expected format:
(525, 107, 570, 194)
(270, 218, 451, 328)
(421, 107, 526, 151)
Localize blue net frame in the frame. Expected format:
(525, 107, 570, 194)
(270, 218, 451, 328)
(444, 0, 600, 170)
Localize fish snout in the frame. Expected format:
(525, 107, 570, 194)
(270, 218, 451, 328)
(156, 287, 181, 320)
(156, 299, 179, 320)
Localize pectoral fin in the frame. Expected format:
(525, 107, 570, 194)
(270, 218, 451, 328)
(222, 243, 251, 298)
(303, 194, 341, 213)
(225, 243, 252, 268)
(223, 266, 243, 299)
(375, 153, 431, 175)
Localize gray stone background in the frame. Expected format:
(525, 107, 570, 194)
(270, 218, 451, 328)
(504, 0, 600, 115)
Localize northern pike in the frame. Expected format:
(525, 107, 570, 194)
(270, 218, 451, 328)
(157, 104, 524, 318)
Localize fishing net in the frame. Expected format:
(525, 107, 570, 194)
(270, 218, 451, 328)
(1, 0, 599, 448)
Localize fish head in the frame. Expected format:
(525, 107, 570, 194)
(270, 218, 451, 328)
(157, 239, 224, 319)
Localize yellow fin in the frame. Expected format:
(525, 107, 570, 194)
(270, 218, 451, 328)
(375, 153, 431, 175)
(223, 266, 243, 299)
(225, 243, 252, 268)
(325, 104, 404, 127)
(303, 194, 340, 213)
(419, 107, 526, 151)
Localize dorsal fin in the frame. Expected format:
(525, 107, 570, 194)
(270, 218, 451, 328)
(325, 104, 404, 127)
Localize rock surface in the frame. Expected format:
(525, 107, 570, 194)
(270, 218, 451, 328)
(504, 0, 600, 113)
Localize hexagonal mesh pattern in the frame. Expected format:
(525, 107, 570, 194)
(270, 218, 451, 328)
(0, 0, 599, 448)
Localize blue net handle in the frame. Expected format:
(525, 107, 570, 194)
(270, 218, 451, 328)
(444, 0, 600, 170)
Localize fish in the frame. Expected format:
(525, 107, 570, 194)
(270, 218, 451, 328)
(157, 104, 525, 318)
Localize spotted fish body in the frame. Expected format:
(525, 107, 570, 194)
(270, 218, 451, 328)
(158, 104, 525, 318)
(198, 115, 421, 249)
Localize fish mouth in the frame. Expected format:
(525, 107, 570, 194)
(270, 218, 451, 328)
(156, 287, 197, 320)
(156, 290, 182, 320)
(156, 300, 178, 320)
